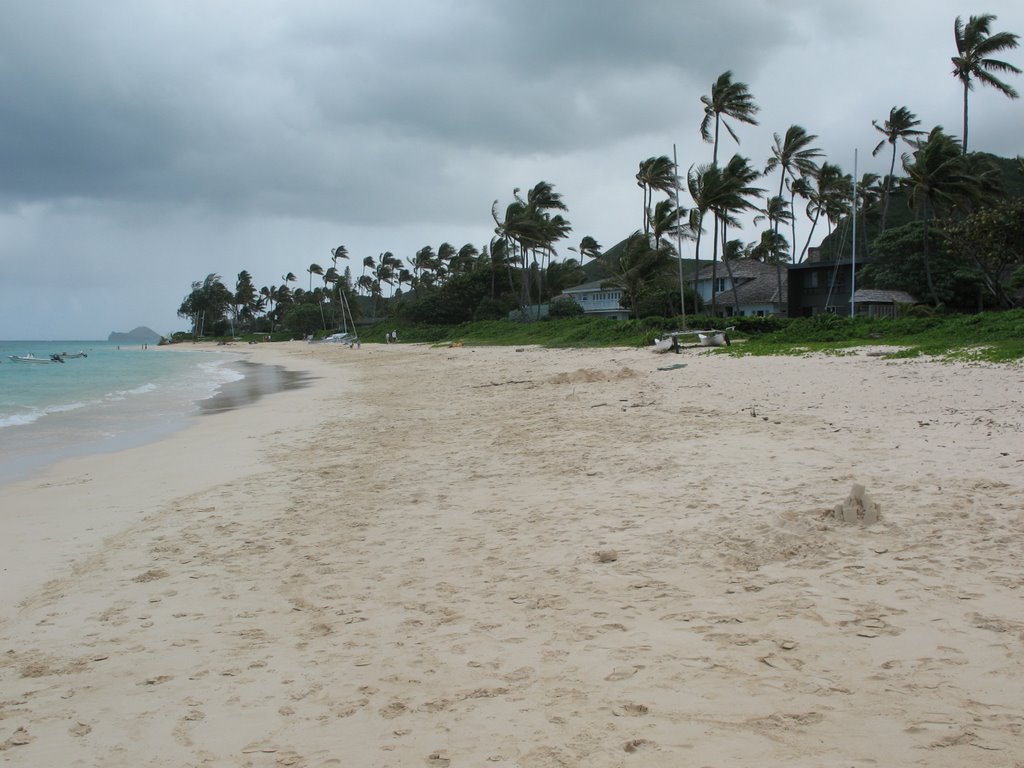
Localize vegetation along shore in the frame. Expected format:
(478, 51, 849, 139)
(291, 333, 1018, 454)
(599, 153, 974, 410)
(175, 13, 1022, 356)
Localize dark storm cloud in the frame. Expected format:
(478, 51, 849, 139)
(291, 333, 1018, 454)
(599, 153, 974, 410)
(0, 0, 819, 216)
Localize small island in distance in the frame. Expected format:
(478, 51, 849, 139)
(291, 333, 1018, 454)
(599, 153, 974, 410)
(108, 326, 163, 344)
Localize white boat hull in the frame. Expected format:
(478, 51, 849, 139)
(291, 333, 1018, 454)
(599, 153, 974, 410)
(9, 355, 58, 363)
(698, 332, 727, 347)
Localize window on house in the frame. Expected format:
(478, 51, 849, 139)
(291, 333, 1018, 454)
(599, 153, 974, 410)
(714, 278, 726, 293)
(808, 272, 819, 288)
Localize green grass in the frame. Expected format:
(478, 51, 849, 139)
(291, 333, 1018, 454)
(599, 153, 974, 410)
(727, 309, 1024, 362)
(195, 309, 1024, 363)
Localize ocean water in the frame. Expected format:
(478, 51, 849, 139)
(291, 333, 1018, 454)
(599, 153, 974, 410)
(0, 340, 244, 484)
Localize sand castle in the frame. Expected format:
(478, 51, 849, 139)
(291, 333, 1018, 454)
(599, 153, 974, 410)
(832, 483, 881, 524)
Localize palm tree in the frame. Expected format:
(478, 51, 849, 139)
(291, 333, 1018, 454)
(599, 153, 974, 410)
(494, 182, 571, 317)
(569, 236, 602, 265)
(331, 245, 349, 269)
(872, 106, 925, 230)
(452, 243, 479, 276)
(750, 229, 790, 264)
(765, 125, 821, 313)
(436, 242, 456, 283)
(649, 198, 690, 254)
(361, 255, 375, 284)
(306, 263, 323, 292)
(636, 156, 676, 236)
(901, 126, 986, 305)
(952, 14, 1021, 154)
(799, 163, 846, 261)
(686, 164, 715, 314)
(412, 246, 436, 290)
(699, 71, 760, 163)
(708, 155, 765, 315)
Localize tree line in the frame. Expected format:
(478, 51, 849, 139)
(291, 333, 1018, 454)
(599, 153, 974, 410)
(178, 12, 1022, 336)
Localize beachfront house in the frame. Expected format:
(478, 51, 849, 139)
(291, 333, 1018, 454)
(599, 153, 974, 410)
(787, 257, 861, 317)
(693, 260, 785, 317)
(559, 280, 630, 320)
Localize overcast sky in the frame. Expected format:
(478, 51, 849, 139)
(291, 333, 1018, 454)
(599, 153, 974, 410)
(2, 0, 1022, 339)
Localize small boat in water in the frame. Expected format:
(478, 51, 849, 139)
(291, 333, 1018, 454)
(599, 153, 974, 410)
(9, 353, 65, 364)
(60, 351, 88, 359)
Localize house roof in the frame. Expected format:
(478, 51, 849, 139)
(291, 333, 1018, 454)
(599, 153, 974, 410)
(562, 279, 617, 294)
(696, 260, 786, 306)
(853, 289, 918, 304)
(694, 259, 779, 281)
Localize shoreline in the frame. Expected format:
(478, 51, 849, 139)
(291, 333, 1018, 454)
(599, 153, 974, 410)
(0, 344, 310, 486)
(1, 343, 1022, 765)
(0, 343, 340, 622)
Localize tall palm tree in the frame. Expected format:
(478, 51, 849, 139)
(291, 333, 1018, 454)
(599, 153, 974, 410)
(306, 263, 323, 292)
(901, 126, 985, 305)
(952, 14, 1021, 154)
(699, 71, 760, 163)
(709, 155, 765, 315)
(687, 164, 713, 314)
(872, 106, 925, 230)
(764, 125, 821, 313)
(636, 156, 676, 236)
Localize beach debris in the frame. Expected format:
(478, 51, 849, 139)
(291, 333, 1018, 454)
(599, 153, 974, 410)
(623, 738, 654, 753)
(594, 549, 619, 563)
(830, 484, 881, 524)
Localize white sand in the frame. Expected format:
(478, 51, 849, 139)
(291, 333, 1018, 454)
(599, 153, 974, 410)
(1, 342, 1022, 766)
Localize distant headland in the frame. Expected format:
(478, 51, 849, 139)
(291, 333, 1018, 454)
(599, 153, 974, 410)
(108, 326, 164, 343)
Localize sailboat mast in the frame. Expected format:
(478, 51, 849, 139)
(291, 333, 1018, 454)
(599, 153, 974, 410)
(673, 144, 688, 328)
(851, 149, 857, 317)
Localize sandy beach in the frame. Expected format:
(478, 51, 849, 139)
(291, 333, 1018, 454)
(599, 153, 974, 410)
(2, 341, 1023, 767)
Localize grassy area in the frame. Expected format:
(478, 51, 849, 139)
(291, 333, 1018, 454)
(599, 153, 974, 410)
(191, 310, 1024, 363)
(732, 310, 1024, 363)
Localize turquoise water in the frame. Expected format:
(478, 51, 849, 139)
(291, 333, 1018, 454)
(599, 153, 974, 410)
(0, 340, 242, 483)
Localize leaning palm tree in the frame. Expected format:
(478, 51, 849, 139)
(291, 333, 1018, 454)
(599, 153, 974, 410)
(872, 106, 925, 230)
(952, 14, 1021, 154)
(699, 70, 760, 163)
(636, 156, 676, 236)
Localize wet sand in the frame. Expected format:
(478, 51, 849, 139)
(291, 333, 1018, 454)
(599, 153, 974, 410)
(198, 360, 313, 414)
(1, 341, 1023, 766)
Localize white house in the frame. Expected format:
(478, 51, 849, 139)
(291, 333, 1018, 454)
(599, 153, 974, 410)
(559, 280, 630, 320)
